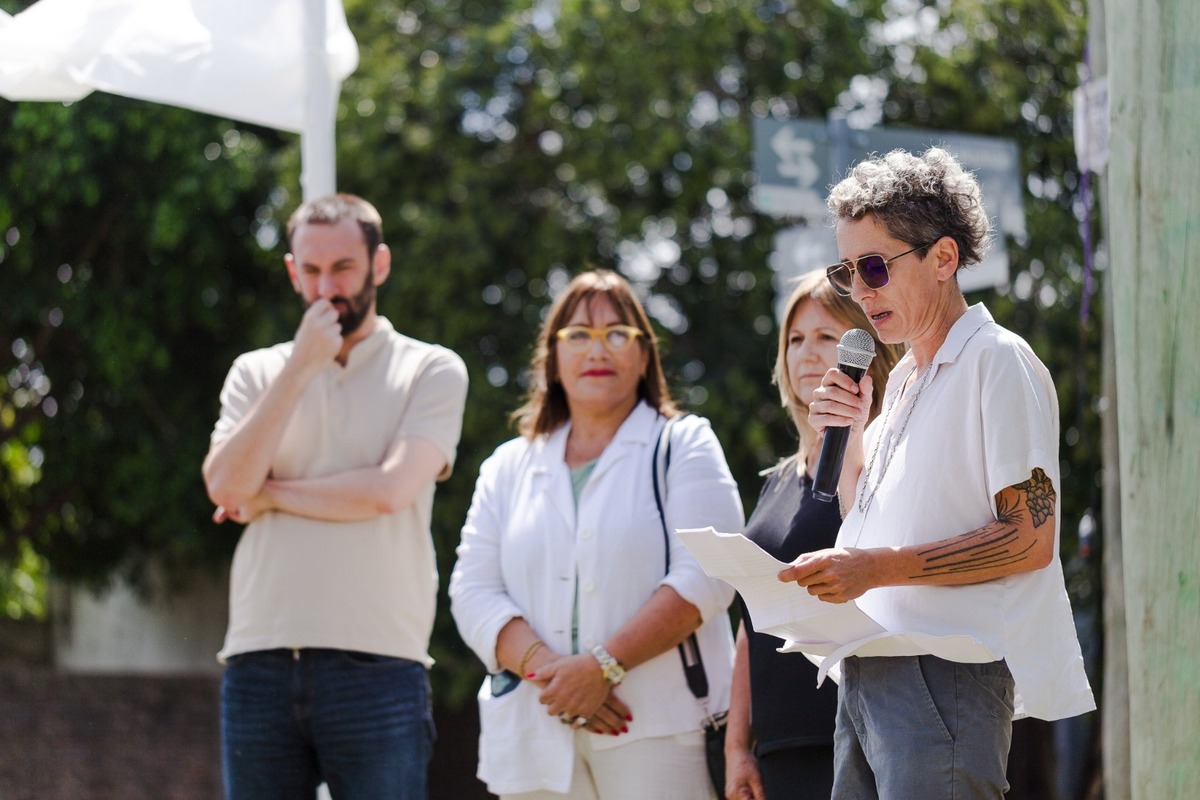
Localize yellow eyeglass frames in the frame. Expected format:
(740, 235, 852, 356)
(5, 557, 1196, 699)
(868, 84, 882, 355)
(555, 324, 644, 353)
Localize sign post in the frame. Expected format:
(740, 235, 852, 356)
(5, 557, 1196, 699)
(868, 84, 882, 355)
(754, 114, 1025, 301)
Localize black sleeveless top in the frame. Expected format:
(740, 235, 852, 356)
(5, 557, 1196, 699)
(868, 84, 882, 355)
(739, 465, 842, 753)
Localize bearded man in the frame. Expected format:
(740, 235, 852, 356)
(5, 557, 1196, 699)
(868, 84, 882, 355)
(203, 193, 468, 800)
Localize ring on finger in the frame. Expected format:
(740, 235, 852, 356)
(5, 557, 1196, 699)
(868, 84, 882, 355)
(559, 712, 574, 724)
(571, 715, 588, 728)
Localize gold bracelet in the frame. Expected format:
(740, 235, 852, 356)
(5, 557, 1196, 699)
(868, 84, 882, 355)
(518, 639, 546, 676)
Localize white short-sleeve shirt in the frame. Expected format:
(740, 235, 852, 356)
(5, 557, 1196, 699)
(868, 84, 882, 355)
(211, 317, 468, 665)
(837, 304, 1094, 721)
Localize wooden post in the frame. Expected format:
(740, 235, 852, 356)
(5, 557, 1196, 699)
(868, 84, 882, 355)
(1085, 1, 1133, 797)
(1106, 0, 1200, 795)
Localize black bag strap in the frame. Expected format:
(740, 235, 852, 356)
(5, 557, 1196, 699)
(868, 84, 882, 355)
(651, 414, 710, 702)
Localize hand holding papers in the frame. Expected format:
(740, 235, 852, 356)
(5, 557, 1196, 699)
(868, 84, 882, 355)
(675, 527, 886, 648)
(676, 527, 997, 685)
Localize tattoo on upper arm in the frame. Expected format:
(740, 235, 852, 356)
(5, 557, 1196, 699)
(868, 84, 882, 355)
(1015, 467, 1056, 528)
(995, 492, 1022, 527)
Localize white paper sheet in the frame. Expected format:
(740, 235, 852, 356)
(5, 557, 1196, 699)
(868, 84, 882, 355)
(676, 526, 998, 685)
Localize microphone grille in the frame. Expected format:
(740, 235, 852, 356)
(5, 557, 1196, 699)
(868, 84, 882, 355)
(837, 328, 876, 370)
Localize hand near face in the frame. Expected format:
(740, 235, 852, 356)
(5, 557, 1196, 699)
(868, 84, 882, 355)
(292, 298, 343, 371)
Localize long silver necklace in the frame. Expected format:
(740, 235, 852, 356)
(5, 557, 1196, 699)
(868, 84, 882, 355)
(856, 362, 936, 516)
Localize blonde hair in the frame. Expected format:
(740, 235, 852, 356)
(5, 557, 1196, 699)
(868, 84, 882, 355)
(773, 269, 905, 461)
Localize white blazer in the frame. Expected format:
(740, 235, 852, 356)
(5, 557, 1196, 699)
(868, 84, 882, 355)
(449, 402, 744, 795)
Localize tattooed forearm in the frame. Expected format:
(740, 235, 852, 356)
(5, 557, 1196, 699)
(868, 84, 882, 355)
(914, 541, 1038, 577)
(899, 470, 1055, 583)
(1015, 467, 1056, 528)
(921, 527, 1018, 562)
(911, 524, 1037, 579)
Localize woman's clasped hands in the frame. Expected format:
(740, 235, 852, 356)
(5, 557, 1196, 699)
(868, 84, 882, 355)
(528, 653, 632, 736)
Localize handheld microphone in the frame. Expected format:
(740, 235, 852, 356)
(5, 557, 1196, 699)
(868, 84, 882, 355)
(812, 328, 876, 503)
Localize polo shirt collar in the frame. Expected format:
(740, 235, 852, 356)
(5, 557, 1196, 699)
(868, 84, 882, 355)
(930, 303, 993, 367)
(340, 315, 393, 372)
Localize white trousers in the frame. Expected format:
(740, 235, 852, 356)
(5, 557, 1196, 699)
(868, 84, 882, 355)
(500, 729, 716, 800)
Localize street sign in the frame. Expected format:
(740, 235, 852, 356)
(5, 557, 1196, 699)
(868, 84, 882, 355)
(769, 226, 838, 322)
(753, 116, 1024, 293)
(751, 117, 832, 220)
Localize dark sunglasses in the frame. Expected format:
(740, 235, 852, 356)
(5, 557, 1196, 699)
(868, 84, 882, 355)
(825, 242, 935, 296)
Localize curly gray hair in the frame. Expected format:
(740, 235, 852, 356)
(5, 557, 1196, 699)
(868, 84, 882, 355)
(827, 147, 991, 269)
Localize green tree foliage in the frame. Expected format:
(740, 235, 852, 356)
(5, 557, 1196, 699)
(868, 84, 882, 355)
(885, 0, 1102, 609)
(1, 0, 1097, 702)
(331, 0, 890, 700)
(0, 89, 293, 599)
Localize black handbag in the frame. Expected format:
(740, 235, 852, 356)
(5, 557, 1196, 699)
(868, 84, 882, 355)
(652, 415, 728, 798)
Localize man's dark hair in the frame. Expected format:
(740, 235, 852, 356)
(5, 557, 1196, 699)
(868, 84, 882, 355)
(286, 193, 384, 258)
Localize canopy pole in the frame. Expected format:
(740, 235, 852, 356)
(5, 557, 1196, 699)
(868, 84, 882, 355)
(301, 0, 337, 200)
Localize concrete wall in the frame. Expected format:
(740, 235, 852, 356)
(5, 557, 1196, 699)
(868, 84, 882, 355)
(52, 569, 228, 675)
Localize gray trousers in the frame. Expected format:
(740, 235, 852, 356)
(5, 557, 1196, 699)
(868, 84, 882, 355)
(833, 655, 1015, 800)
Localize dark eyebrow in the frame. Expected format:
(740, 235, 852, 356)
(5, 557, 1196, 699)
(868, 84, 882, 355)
(301, 257, 358, 269)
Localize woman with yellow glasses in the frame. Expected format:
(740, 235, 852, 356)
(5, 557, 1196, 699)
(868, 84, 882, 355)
(451, 269, 744, 799)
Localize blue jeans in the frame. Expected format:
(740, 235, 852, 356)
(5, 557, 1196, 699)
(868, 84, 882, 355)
(833, 655, 1014, 800)
(221, 648, 434, 800)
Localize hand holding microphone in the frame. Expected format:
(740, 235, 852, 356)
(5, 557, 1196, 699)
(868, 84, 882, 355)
(811, 329, 876, 503)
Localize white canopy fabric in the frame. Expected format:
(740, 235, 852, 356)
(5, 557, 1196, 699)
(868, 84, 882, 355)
(0, 0, 357, 133)
(0, 0, 359, 197)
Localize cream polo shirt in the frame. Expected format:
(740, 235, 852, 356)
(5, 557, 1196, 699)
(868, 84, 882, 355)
(836, 304, 1094, 721)
(211, 317, 468, 665)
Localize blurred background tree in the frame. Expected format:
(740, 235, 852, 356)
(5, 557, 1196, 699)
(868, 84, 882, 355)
(0, 94, 290, 594)
(1, 0, 1097, 715)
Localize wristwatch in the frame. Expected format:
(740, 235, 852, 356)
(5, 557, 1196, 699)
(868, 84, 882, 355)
(590, 644, 626, 686)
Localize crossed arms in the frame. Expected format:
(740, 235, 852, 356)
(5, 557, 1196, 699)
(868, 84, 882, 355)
(202, 308, 449, 525)
(206, 432, 448, 524)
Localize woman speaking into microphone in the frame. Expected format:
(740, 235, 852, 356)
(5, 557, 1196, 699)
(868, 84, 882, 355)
(724, 269, 901, 800)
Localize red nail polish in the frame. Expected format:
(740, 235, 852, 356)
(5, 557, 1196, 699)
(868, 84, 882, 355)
(621, 726, 628, 733)
(525, 673, 536, 679)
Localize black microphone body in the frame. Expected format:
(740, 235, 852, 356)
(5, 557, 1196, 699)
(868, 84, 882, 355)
(812, 329, 876, 503)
